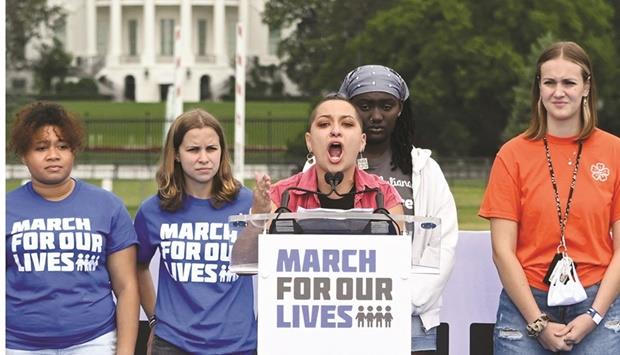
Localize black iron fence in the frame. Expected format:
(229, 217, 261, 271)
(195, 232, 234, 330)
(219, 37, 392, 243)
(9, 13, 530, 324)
(6, 117, 309, 167)
(5, 117, 492, 181)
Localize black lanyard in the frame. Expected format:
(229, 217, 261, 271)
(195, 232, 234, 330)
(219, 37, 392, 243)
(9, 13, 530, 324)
(543, 137, 583, 253)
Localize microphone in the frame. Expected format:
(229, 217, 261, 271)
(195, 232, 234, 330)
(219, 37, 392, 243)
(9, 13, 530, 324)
(279, 171, 386, 215)
(324, 171, 384, 210)
(324, 172, 344, 194)
(277, 186, 325, 212)
(275, 173, 399, 235)
(276, 171, 344, 212)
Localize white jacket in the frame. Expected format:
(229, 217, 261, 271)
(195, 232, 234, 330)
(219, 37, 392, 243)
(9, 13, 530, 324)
(409, 147, 459, 330)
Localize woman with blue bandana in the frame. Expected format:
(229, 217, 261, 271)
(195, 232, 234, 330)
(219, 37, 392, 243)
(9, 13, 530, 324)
(339, 65, 459, 354)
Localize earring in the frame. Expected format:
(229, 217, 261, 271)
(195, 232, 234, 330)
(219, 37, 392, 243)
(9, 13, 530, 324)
(357, 151, 369, 170)
(306, 152, 315, 165)
(537, 97, 545, 118)
(583, 96, 591, 122)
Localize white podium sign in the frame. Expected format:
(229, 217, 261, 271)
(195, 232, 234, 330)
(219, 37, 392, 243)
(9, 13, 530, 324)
(258, 234, 411, 355)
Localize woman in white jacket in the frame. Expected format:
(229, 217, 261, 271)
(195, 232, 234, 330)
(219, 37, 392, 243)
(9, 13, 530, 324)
(338, 65, 459, 354)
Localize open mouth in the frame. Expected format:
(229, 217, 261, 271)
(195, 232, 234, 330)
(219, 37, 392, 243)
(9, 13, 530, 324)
(328, 142, 343, 163)
(367, 126, 384, 134)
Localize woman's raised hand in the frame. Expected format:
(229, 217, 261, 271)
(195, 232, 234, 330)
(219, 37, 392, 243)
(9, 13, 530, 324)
(252, 172, 272, 214)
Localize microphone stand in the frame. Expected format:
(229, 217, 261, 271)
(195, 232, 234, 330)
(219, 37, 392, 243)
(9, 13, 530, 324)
(324, 172, 401, 235)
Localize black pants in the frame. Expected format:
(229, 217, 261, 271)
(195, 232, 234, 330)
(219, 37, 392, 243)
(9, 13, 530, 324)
(152, 335, 257, 355)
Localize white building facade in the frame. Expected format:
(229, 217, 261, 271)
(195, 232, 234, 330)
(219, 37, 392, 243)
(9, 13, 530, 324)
(10, 0, 292, 102)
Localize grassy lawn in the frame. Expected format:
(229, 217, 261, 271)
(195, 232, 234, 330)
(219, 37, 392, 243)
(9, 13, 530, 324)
(6, 178, 488, 230)
(6, 101, 312, 120)
(450, 179, 488, 230)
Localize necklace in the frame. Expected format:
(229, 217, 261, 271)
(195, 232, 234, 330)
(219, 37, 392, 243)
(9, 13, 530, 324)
(567, 151, 577, 166)
(543, 137, 583, 251)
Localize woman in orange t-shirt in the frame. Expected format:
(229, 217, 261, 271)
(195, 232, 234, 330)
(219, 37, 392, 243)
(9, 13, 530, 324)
(480, 42, 620, 354)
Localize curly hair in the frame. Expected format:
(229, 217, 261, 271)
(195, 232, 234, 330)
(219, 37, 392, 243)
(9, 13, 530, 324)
(9, 101, 85, 156)
(157, 109, 241, 212)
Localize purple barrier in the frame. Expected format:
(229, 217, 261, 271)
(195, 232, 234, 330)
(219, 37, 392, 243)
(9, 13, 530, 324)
(441, 231, 501, 354)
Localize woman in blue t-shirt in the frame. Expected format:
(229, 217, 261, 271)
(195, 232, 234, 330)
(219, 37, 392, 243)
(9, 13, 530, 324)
(5, 102, 139, 354)
(135, 109, 257, 355)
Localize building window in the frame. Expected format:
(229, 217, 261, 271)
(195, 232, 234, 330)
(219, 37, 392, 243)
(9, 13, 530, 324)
(97, 19, 108, 55)
(160, 19, 175, 56)
(55, 17, 67, 44)
(226, 20, 236, 59)
(128, 19, 138, 56)
(198, 19, 207, 56)
(11, 78, 27, 92)
(268, 26, 281, 55)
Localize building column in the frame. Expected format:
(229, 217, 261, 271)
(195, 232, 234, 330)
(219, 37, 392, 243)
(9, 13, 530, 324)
(181, 0, 194, 65)
(86, 0, 97, 58)
(214, 0, 226, 65)
(107, 0, 122, 66)
(141, 0, 155, 66)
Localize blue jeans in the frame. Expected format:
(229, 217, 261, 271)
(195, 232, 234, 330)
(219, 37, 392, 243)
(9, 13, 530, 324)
(6, 331, 116, 354)
(494, 284, 620, 354)
(411, 314, 437, 352)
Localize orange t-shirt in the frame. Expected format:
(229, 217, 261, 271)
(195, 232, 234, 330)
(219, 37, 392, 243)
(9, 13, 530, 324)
(479, 129, 620, 290)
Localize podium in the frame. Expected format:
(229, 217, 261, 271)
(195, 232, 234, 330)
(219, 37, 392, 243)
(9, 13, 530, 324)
(229, 211, 441, 355)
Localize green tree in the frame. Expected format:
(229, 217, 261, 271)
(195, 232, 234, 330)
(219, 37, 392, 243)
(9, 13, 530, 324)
(32, 38, 73, 93)
(263, 0, 399, 96)
(265, 0, 618, 156)
(503, 33, 556, 140)
(6, 0, 65, 70)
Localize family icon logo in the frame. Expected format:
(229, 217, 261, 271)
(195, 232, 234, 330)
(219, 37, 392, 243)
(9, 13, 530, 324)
(355, 305, 393, 328)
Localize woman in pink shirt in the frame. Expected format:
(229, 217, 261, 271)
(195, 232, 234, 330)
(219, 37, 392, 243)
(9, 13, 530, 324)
(254, 94, 403, 215)
(232, 95, 404, 264)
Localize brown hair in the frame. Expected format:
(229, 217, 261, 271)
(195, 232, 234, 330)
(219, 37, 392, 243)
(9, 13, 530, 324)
(9, 101, 85, 156)
(157, 109, 240, 212)
(307, 93, 362, 131)
(524, 41, 597, 141)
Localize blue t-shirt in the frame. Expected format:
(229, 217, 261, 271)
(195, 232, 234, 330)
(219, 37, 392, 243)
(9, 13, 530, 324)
(135, 187, 257, 354)
(5, 179, 138, 350)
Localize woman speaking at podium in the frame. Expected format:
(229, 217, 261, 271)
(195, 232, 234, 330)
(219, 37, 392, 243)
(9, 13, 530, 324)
(252, 94, 404, 218)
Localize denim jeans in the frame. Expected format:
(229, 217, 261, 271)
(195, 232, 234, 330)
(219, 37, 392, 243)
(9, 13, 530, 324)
(494, 284, 620, 354)
(152, 335, 257, 355)
(6, 330, 116, 355)
(411, 314, 437, 351)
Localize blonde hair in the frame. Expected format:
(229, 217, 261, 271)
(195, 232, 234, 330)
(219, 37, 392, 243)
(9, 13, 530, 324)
(157, 109, 240, 212)
(524, 41, 597, 141)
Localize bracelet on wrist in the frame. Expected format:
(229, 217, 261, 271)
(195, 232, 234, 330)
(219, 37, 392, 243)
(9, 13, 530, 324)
(526, 313, 550, 337)
(148, 314, 157, 329)
(586, 307, 603, 325)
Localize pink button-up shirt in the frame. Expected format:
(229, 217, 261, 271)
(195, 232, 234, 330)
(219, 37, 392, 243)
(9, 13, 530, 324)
(270, 166, 403, 211)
